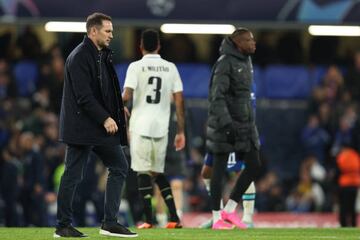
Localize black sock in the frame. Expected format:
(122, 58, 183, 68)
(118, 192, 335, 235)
(137, 173, 153, 224)
(154, 174, 179, 222)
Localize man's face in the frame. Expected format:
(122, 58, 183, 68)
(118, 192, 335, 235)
(94, 20, 113, 49)
(234, 32, 256, 55)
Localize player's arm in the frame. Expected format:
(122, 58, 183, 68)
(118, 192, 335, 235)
(173, 91, 185, 151)
(122, 87, 133, 119)
(123, 63, 137, 119)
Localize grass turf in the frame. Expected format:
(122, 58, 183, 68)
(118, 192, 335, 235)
(0, 227, 359, 240)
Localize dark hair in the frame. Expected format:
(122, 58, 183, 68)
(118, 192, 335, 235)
(141, 29, 159, 52)
(86, 12, 112, 33)
(230, 27, 250, 39)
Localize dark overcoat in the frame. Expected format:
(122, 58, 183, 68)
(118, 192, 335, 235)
(59, 36, 127, 146)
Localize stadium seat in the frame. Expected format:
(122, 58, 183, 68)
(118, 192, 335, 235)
(263, 65, 311, 99)
(308, 65, 327, 87)
(176, 63, 211, 98)
(253, 65, 265, 98)
(13, 60, 39, 97)
(114, 63, 130, 88)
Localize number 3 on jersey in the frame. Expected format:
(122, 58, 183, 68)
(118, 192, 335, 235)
(146, 76, 162, 104)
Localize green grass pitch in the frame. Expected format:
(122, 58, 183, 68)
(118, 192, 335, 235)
(0, 227, 360, 240)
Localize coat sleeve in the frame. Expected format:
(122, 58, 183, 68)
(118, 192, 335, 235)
(68, 52, 109, 125)
(208, 59, 232, 128)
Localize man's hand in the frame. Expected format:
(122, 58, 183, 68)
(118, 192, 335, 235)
(103, 117, 118, 135)
(174, 132, 185, 151)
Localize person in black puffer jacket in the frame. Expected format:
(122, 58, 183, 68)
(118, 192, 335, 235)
(206, 28, 262, 229)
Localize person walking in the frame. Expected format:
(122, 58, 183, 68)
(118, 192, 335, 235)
(122, 29, 185, 229)
(206, 28, 262, 230)
(55, 12, 137, 238)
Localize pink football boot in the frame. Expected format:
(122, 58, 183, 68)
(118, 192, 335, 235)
(221, 210, 247, 229)
(212, 219, 234, 230)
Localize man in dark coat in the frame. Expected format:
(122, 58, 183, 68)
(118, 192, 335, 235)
(55, 12, 137, 238)
(206, 28, 262, 229)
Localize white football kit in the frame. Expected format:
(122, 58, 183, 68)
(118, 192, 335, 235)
(124, 54, 183, 172)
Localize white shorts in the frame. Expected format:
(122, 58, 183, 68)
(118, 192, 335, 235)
(130, 132, 168, 173)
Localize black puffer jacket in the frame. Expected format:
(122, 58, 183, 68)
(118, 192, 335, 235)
(206, 37, 260, 153)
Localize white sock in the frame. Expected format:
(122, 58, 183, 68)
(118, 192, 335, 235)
(156, 213, 167, 227)
(176, 209, 183, 220)
(203, 179, 211, 193)
(220, 199, 224, 209)
(212, 210, 221, 223)
(242, 182, 255, 223)
(224, 199, 237, 213)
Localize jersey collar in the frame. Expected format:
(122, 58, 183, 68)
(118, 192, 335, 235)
(142, 54, 161, 59)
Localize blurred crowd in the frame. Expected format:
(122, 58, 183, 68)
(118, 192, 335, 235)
(0, 26, 360, 227)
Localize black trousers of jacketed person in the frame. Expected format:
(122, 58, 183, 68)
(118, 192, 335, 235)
(210, 144, 261, 211)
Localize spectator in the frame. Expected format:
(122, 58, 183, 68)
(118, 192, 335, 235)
(301, 114, 330, 165)
(345, 50, 360, 101)
(0, 147, 20, 226)
(18, 131, 47, 226)
(286, 162, 325, 212)
(336, 146, 360, 227)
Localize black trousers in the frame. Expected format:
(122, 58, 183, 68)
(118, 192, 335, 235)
(210, 144, 261, 211)
(339, 186, 358, 227)
(57, 144, 128, 227)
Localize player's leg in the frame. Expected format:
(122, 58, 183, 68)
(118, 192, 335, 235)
(137, 172, 153, 227)
(129, 132, 154, 228)
(222, 147, 260, 228)
(198, 154, 214, 228)
(202, 154, 226, 207)
(242, 181, 255, 227)
(154, 174, 181, 227)
(211, 153, 233, 229)
(201, 153, 213, 192)
(170, 177, 184, 220)
(153, 135, 181, 228)
(232, 158, 256, 227)
(154, 185, 168, 227)
(154, 177, 184, 227)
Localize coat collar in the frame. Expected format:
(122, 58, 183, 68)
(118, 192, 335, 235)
(83, 36, 112, 56)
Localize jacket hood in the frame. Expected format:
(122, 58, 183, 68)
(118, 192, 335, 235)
(219, 36, 247, 60)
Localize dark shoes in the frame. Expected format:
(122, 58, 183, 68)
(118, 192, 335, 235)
(54, 225, 87, 238)
(100, 223, 138, 238)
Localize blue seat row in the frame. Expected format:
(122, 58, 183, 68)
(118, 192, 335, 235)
(115, 63, 331, 99)
(255, 64, 333, 99)
(13, 60, 39, 97)
(11, 61, 328, 99)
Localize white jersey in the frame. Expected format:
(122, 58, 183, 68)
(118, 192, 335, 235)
(124, 54, 183, 138)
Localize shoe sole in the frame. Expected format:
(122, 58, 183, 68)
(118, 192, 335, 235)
(99, 229, 138, 238)
(212, 226, 235, 230)
(199, 219, 213, 229)
(53, 233, 88, 238)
